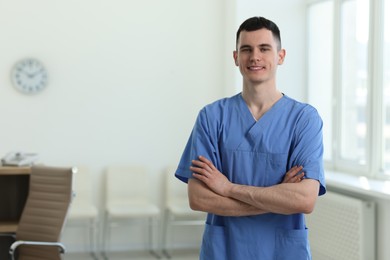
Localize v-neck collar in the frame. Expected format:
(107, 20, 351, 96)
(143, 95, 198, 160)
(237, 92, 286, 124)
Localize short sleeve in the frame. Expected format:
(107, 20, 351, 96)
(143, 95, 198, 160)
(175, 108, 221, 183)
(289, 106, 326, 196)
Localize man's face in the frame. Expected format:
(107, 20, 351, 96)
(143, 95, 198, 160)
(233, 29, 285, 86)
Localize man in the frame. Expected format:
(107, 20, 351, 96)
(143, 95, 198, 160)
(175, 16, 326, 259)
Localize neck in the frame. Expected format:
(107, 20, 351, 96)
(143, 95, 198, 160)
(241, 83, 282, 121)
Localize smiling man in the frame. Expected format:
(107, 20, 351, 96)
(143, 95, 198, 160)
(175, 16, 326, 260)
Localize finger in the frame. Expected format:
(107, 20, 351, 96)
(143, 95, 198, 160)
(285, 166, 298, 178)
(295, 172, 305, 182)
(292, 165, 303, 174)
(191, 161, 215, 177)
(289, 172, 304, 183)
(191, 159, 204, 167)
(198, 156, 217, 170)
(284, 166, 305, 183)
(192, 160, 212, 173)
(190, 166, 207, 175)
(284, 166, 300, 181)
(192, 172, 208, 182)
(290, 166, 303, 178)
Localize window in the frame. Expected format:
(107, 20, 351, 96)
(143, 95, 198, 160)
(339, 0, 369, 166)
(384, 0, 390, 176)
(307, 0, 389, 178)
(307, 1, 334, 162)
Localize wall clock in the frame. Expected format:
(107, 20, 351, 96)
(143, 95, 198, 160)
(11, 58, 48, 94)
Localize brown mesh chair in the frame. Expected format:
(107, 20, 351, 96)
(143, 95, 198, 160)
(9, 165, 75, 260)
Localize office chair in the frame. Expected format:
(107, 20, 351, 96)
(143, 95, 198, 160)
(9, 165, 75, 260)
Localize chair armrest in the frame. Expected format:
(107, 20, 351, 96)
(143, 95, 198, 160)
(0, 233, 16, 239)
(9, 240, 66, 258)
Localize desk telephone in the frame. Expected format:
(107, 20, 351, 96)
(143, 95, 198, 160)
(1, 152, 39, 166)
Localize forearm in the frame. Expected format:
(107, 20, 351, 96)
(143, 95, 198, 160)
(190, 156, 318, 215)
(188, 178, 267, 216)
(226, 179, 319, 215)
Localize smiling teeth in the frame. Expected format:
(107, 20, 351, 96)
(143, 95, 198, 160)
(249, 66, 264, 70)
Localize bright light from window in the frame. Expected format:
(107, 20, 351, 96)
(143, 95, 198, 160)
(307, 0, 390, 179)
(356, 0, 369, 43)
(383, 0, 390, 175)
(307, 1, 333, 162)
(386, 0, 390, 42)
(340, 0, 369, 165)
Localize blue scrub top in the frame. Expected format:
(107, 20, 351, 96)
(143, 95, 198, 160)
(176, 93, 326, 260)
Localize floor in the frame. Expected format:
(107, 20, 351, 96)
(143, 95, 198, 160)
(64, 249, 199, 260)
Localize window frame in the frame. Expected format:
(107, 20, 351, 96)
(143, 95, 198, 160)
(306, 0, 389, 179)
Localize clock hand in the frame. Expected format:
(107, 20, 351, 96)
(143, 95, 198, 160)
(26, 72, 35, 78)
(34, 71, 46, 77)
(19, 68, 34, 78)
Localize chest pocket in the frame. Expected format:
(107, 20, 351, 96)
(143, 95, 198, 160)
(229, 151, 288, 187)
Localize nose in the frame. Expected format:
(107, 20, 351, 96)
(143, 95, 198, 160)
(250, 48, 261, 62)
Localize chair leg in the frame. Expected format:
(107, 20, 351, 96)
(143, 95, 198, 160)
(10, 250, 16, 260)
(89, 219, 98, 260)
(162, 210, 172, 259)
(148, 217, 162, 259)
(101, 212, 110, 260)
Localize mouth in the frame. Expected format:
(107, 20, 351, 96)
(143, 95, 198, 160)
(247, 65, 266, 71)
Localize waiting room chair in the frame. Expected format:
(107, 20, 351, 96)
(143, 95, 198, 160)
(161, 166, 206, 257)
(102, 165, 160, 259)
(9, 165, 75, 260)
(66, 166, 98, 259)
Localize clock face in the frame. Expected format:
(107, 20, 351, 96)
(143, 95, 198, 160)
(11, 58, 48, 94)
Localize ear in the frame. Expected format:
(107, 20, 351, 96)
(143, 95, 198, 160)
(233, 50, 239, 66)
(278, 49, 286, 65)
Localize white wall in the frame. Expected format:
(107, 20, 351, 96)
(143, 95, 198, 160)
(0, 0, 226, 251)
(0, 0, 226, 170)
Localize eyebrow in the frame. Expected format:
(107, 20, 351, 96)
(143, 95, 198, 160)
(239, 43, 273, 50)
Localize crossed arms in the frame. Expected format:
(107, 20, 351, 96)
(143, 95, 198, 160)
(188, 156, 320, 216)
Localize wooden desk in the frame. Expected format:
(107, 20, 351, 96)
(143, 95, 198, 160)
(0, 167, 31, 233)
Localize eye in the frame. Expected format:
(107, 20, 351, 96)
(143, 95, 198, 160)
(240, 48, 251, 53)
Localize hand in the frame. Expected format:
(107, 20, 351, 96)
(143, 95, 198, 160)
(190, 156, 231, 197)
(282, 165, 304, 183)
(191, 157, 304, 196)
